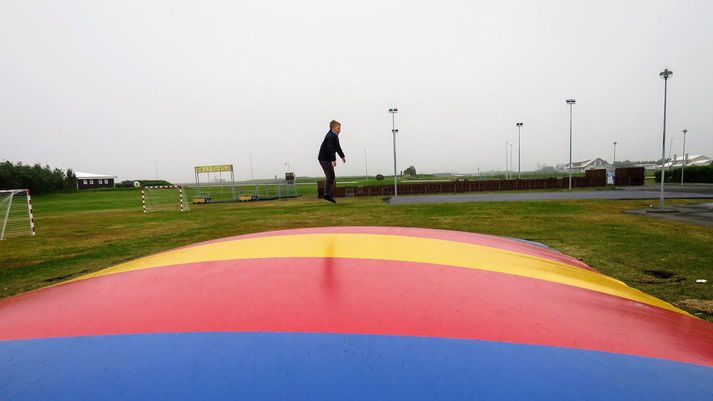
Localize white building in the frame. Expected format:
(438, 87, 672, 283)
(75, 171, 117, 190)
(645, 154, 712, 170)
(555, 158, 613, 173)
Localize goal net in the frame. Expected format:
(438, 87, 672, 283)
(0, 189, 36, 240)
(142, 185, 189, 213)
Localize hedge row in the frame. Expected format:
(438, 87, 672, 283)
(654, 164, 713, 183)
(115, 180, 172, 188)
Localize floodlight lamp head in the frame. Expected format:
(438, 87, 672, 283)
(659, 69, 673, 79)
(682, 129, 687, 134)
(516, 122, 523, 127)
(389, 108, 398, 113)
(566, 99, 576, 104)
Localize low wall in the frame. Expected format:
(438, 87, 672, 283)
(318, 169, 615, 198)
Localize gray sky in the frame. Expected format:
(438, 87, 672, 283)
(2, 0, 712, 182)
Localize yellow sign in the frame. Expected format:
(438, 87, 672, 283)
(194, 164, 233, 173)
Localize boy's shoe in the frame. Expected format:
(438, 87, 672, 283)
(324, 196, 336, 203)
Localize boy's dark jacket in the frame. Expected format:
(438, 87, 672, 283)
(318, 131, 345, 162)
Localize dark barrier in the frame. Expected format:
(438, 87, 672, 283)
(585, 168, 607, 187)
(614, 167, 645, 186)
(317, 169, 624, 198)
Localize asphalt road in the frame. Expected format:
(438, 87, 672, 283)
(386, 185, 713, 205)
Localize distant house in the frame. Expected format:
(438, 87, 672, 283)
(555, 158, 612, 173)
(76, 172, 117, 190)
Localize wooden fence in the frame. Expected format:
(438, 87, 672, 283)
(317, 169, 634, 198)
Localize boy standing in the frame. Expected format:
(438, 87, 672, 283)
(317, 120, 346, 203)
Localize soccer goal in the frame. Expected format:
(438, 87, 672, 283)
(141, 185, 189, 213)
(0, 189, 36, 240)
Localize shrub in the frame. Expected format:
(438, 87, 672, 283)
(375, 174, 384, 181)
(0, 161, 78, 195)
(138, 180, 172, 187)
(654, 164, 713, 183)
(115, 180, 136, 188)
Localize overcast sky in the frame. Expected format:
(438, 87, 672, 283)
(2, 0, 711, 182)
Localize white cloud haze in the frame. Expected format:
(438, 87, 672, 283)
(1, 0, 712, 182)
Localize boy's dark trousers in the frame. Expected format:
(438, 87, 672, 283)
(319, 160, 335, 198)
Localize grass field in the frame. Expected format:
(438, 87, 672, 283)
(295, 172, 590, 187)
(2, 187, 712, 321)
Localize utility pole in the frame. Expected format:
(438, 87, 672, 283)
(388, 108, 399, 196)
(565, 99, 576, 190)
(509, 143, 513, 178)
(250, 155, 258, 194)
(364, 149, 368, 181)
(657, 68, 673, 210)
(681, 129, 688, 187)
(516, 122, 524, 178)
(612, 141, 617, 184)
(505, 141, 509, 179)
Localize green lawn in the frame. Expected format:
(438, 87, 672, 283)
(295, 172, 590, 187)
(2, 188, 712, 321)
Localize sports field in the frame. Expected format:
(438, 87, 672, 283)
(1, 188, 712, 321)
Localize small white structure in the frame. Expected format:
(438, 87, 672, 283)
(75, 172, 117, 190)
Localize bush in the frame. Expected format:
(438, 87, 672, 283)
(654, 164, 713, 183)
(115, 180, 136, 188)
(115, 180, 171, 188)
(375, 174, 384, 181)
(138, 180, 172, 187)
(0, 161, 77, 195)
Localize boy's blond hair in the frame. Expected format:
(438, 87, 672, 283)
(329, 120, 341, 129)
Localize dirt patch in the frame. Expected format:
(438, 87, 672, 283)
(630, 270, 685, 284)
(644, 270, 675, 279)
(40, 269, 92, 284)
(676, 299, 713, 315)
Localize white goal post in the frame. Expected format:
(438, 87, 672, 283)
(0, 189, 36, 240)
(141, 185, 188, 213)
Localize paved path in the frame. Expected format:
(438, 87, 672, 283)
(386, 189, 713, 205)
(626, 203, 713, 228)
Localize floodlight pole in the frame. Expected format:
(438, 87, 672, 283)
(509, 143, 513, 178)
(566, 99, 576, 190)
(516, 122, 523, 179)
(364, 149, 368, 181)
(389, 108, 399, 196)
(612, 141, 617, 184)
(659, 69, 673, 210)
(505, 141, 509, 179)
(681, 129, 687, 187)
(250, 155, 258, 194)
